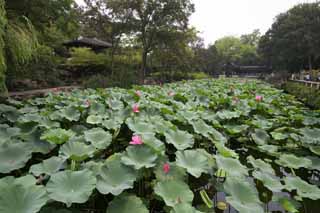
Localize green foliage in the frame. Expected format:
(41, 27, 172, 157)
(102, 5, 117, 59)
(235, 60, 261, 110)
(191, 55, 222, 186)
(0, 0, 6, 95)
(283, 82, 320, 109)
(259, 2, 320, 71)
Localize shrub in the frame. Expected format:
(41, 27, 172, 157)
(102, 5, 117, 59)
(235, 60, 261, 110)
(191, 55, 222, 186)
(283, 82, 320, 109)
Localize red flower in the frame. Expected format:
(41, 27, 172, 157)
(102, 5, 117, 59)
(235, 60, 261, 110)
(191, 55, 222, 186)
(132, 104, 140, 113)
(163, 163, 170, 174)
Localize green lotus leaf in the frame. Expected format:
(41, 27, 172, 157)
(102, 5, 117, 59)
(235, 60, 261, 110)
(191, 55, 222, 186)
(215, 155, 248, 177)
(60, 106, 81, 121)
(0, 175, 48, 213)
(224, 124, 249, 135)
(109, 99, 124, 110)
(171, 203, 203, 213)
(30, 156, 66, 176)
(213, 142, 238, 158)
(257, 144, 278, 155)
(96, 159, 137, 195)
(216, 110, 240, 120)
(303, 116, 320, 126)
(46, 170, 96, 207)
(84, 128, 112, 149)
(164, 129, 194, 150)
(121, 146, 158, 170)
(107, 194, 148, 213)
(86, 115, 103, 124)
(306, 156, 320, 171)
(102, 119, 121, 130)
(29, 136, 56, 154)
(141, 133, 165, 153)
(60, 142, 95, 161)
(0, 142, 33, 173)
(126, 118, 155, 134)
(154, 180, 194, 207)
(309, 146, 320, 156)
(0, 126, 21, 142)
(300, 128, 320, 145)
(272, 196, 300, 213)
(247, 156, 274, 174)
(284, 176, 320, 200)
(251, 116, 273, 130)
(223, 178, 263, 213)
(89, 102, 106, 115)
(175, 149, 210, 178)
(271, 132, 288, 140)
(191, 119, 213, 138)
(252, 171, 284, 192)
(40, 128, 75, 145)
(275, 154, 312, 169)
(251, 129, 270, 145)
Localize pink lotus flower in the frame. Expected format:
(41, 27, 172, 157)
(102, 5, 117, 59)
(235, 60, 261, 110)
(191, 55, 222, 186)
(232, 96, 240, 104)
(129, 135, 143, 145)
(163, 163, 170, 174)
(255, 95, 263, 102)
(132, 104, 140, 113)
(84, 100, 90, 107)
(168, 91, 175, 97)
(135, 90, 142, 97)
(52, 88, 60, 92)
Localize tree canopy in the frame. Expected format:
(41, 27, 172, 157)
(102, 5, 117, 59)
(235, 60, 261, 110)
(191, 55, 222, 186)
(258, 2, 320, 72)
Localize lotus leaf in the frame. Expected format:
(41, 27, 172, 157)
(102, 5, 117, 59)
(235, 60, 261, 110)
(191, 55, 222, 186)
(215, 155, 248, 177)
(252, 171, 284, 192)
(60, 106, 81, 121)
(0, 142, 33, 173)
(84, 128, 112, 149)
(107, 194, 148, 213)
(309, 146, 320, 156)
(86, 115, 103, 124)
(126, 118, 155, 134)
(251, 129, 270, 145)
(223, 178, 264, 213)
(275, 154, 312, 169)
(46, 170, 96, 207)
(171, 203, 203, 213)
(40, 128, 75, 145)
(247, 156, 275, 174)
(300, 128, 320, 145)
(30, 156, 66, 176)
(175, 149, 210, 178)
(60, 142, 95, 161)
(121, 146, 158, 169)
(154, 180, 194, 207)
(96, 159, 137, 195)
(0, 176, 48, 213)
(191, 119, 213, 138)
(164, 129, 194, 150)
(284, 176, 320, 200)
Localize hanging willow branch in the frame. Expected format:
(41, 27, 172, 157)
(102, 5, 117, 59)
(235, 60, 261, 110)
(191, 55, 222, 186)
(5, 15, 39, 72)
(0, 0, 7, 95)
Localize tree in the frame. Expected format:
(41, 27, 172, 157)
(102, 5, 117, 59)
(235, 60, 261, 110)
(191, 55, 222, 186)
(215, 36, 258, 66)
(258, 3, 320, 72)
(107, 0, 194, 82)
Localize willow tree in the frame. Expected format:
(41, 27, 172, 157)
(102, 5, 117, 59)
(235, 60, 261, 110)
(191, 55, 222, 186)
(0, 0, 38, 96)
(0, 0, 6, 95)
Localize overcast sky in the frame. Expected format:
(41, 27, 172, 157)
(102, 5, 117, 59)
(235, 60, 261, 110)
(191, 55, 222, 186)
(76, 0, 316, 45)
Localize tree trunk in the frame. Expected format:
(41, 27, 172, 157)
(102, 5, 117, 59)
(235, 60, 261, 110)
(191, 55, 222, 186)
(141, 49, 148, 84)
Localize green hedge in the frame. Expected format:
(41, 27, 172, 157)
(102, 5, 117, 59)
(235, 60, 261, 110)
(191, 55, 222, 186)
(283, 82, 320, 109)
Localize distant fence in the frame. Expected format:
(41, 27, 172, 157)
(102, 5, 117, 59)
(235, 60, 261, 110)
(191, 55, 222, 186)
(289, 79, 320, 89)
(8, 86, 81, 99)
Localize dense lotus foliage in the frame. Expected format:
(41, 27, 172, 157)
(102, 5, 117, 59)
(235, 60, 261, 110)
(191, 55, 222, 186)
(0, 79, 320, 212)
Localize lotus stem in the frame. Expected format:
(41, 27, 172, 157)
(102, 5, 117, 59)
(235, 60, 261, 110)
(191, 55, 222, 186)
(71, 160, 76, 171)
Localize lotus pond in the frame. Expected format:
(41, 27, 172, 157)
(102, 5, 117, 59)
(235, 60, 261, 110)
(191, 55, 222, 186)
(0, 79, 320, 213)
